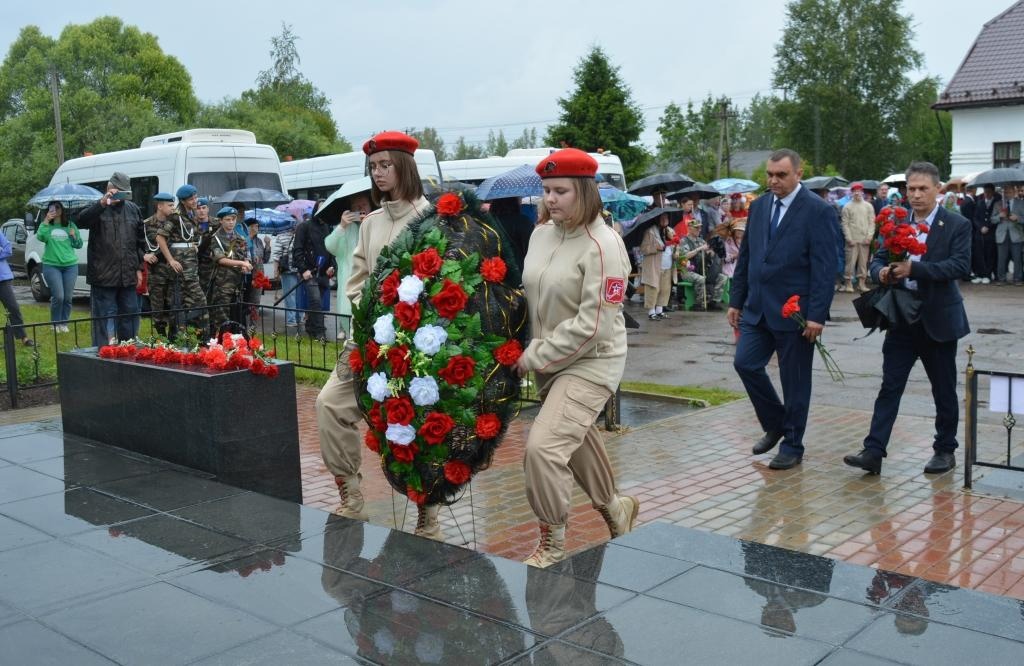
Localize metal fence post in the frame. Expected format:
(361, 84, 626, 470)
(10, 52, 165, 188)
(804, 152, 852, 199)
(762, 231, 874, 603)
(3, 325, 18, 409)
(964, 346, 976, 489)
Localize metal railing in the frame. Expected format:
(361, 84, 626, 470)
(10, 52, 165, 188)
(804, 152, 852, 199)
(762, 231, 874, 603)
(963, 345, 1024, 488)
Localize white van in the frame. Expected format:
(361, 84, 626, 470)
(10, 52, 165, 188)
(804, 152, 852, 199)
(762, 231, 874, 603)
(440, 149, 628, 190)
(282, 149, 442, 201)
(27, 128, 286, 300)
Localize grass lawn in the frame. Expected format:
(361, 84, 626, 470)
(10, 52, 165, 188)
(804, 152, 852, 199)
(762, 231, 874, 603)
(620, 380, 743, 406)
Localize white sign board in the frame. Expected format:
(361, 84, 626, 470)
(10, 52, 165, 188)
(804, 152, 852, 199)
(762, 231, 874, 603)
(989, 376, 1024, 414)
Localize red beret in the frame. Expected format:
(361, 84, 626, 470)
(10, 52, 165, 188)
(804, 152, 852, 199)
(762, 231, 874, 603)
(535, 148, 598, 179)
(362, 131, 419, 156)
(850, 182, 864, 191)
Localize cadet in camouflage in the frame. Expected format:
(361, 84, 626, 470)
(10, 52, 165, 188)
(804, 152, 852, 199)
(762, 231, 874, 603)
(206, 207, 252, 330)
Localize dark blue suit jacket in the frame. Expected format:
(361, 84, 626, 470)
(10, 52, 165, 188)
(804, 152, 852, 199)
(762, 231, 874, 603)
(869, 206, 971, 342)
(730, 186, 838, 331)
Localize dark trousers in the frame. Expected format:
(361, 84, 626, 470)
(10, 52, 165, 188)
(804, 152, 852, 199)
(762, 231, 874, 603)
(90, 285, 139, 347)
(0, 279, 27, 340)
(863, 323, 959, 456)
(302, 280, 327, 339)
(971, 229, 997, 279)
(733, 316, 815, 456)
(996, 238, 1023, 283)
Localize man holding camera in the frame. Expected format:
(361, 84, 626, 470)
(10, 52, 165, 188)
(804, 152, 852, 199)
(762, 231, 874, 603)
(292, 210, 335, 342)
(79, 171, 145, 347)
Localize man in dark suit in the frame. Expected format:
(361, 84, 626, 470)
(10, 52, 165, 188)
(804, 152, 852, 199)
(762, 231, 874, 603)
(971, 184, 1001, 283)
(844, 161, 971, 475)
(728, 149, 838, 470)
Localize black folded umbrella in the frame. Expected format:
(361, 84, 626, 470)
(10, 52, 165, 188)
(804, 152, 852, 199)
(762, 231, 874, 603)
(852, 286, 922, 334)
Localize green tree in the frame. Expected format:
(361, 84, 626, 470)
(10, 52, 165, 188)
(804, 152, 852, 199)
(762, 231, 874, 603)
(0, 18, 197, 216)
(509, 127, 539, 150)
(545, 46, 649, 181)
(451, 137, 484, 160)
(735, 93, 786, 150)
(892, 77, 950, 176)
(654, 96, 734, 182)
(484, 129, 509, 157)
(773, 0, 922, 177)
(409, 126, 446, 160)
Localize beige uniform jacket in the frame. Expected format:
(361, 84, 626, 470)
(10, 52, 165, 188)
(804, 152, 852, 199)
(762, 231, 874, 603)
(521, 215, 630, 395)
(639, 225, 666, 287)
(841, 199, 876, 244)
(345, 196, 431, 307)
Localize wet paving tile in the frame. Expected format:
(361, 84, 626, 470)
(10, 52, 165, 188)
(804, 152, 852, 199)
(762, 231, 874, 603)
(24, 449, 168, 486)
(44, 582, 276, 666)
(0, 620, 116, 665)
(0, 513, 52, 552)
(561, 595, 833, 665)
(548, 542, 697, 592)
(408, 553, 634, 636)
(68, 514, 253, 576)
(172, 491, 334, 544)
(0, 466, 67, 504)
(193, 629, 360, 665)
(0, 431, 90, 463)
(293, 589, 537, 665)
(648, 566, 879, 644)
(846, 611, 1024, 664)
(817, 648, 905, 665)
(172, 549, 384, 627)
(891, 579, 1024, 642)
(0, 539, 150, 614)
(0, 487, 154, 537)
(94, 469, 247, 511)
(0, 599, 25, 628)
(509, 640, 630, 665)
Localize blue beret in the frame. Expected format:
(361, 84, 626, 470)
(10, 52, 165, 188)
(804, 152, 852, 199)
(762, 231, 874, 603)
(152, 192, 174, 202)
(216, 206, 238, 219)
(176, 184, 198, 199)
(197, 197, 210, 206)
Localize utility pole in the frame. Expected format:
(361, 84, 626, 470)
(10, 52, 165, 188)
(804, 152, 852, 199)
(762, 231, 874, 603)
(49, 65, 65, 165)
(714, 100, 738, 179)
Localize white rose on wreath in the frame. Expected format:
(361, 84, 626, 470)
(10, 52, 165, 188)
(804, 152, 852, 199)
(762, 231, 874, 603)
(408, 376, 440, 406)
(413, 325, 447, 355)
(373, 313, 397, 345)
(397, 275, 424, 304)
(385, 423, 416, 446)
(367, 372, 391, 402)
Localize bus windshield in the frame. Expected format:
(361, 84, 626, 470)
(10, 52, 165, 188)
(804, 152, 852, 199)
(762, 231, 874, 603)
(188, 172, 283, 198)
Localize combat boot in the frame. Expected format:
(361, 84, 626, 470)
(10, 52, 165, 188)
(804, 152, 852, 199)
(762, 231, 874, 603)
(524, 522, 566, 568)
(414, 503, 443, 540)
(334, 474, 367, 520)
(597, 495, 640, 538)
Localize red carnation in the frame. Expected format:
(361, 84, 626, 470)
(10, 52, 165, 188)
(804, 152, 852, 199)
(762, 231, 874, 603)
(412, 247, 443, 279)
(364, 430, 381, 453)
(493, 339, 523, 366)
(349, 349, 364, 374)
(894, 207, 909, 220)
(475, 413, 502, 439)
(385, 396, 415, 426)
(394, 301, 422, 331)
(880, 206, 892, 217)
(388, 345, 411, 377)
(366, 340, 381, 369)
(430, 278, 468, 319)
(380, 270, 400, 306)
(391, 442, 419, 463)
(369, 402, 386, 431)
(99, 346, 116, 358)
(406, 486, 428, 505)
(880, 222, 895, 236)
(918, 223, 930, 234)
(443, 460, 471, 485)
(418, 412, 455, 445)
(782, 295, 801, 319)
(436, 193, 463, 217)
(437, 355, 475, 386)
(251, 358, 266, 375)
(264, 364, 279, 378)
(480, 256, 507, 283)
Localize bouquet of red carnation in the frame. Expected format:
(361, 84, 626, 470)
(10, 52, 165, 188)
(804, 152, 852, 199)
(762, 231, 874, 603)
(251, 271, 272, 291)
(98, 333, 280, 378)
(782, 295, 844, 382)
(875, 206, 928, 262)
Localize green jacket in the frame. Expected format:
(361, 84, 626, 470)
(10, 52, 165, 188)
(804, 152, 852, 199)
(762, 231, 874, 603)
(36, 222, 83, 267)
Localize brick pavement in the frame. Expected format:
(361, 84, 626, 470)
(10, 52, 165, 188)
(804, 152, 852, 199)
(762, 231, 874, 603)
(297, 384, 1024, 601)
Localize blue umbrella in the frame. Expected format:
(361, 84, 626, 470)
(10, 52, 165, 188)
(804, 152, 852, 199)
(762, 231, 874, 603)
(245, 207, 296, 234)
(708, 178, 760, 195)
(475, 164, 542, 201)
(599, 185, 649, 220)
(27, 183, 104, 208)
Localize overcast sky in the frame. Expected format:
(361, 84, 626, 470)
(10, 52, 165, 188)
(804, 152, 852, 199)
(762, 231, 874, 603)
(2, 0, 1015, 151)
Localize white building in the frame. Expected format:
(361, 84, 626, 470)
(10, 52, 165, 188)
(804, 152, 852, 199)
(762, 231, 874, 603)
(934, 0, 1024, 178)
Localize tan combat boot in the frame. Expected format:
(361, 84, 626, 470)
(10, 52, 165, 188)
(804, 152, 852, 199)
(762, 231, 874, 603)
(598, 495, 640, 538)
(523, 522, 567, 568)
(414, 503, 443, 541)
(334, 474, 368, 521)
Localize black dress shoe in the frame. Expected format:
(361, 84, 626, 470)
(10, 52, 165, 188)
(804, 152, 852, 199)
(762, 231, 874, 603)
(752, 431, 784, 455)
(768, 452, 802, 470)
(924, 452, 956, 474)
(843, 449, 882, 475)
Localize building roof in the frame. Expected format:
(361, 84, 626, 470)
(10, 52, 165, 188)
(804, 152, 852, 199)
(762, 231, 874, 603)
(933, 0, 1024, 110)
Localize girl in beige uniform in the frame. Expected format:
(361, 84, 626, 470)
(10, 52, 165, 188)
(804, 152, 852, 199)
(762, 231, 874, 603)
(314, 132, 436, 532)
(514, 149, 640, 567)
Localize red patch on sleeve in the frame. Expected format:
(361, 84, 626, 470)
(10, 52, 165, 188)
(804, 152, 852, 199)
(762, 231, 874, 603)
(604, 277, 625, 304)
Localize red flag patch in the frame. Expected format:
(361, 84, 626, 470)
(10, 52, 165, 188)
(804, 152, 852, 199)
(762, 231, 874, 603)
(604, 277, 625, 304)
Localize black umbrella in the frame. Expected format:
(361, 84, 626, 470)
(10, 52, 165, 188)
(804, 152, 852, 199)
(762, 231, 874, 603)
(214, 188, 292, 207)
(621, 206, 685, 247)
(802, 176, 849, 191)
(669, 183, 719, 200)
(968, 167, 1024, 188)
(628, 173, 696, 196)
(857, 179, 881, 192)
(852, 287, 922, 333)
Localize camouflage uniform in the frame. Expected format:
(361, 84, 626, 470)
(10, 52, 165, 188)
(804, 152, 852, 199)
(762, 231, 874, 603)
(152, 210, 208, 336)
(677, 235, 725, 309)
(142, 214, 171, 335)
(207, 229, 249, 329)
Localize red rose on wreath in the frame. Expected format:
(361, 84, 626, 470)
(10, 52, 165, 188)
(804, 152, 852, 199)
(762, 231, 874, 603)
(437, 355, 475, 386)
(387, 345, 411, 377)
(412, 247, 443, 279)
(493, 339, 523, 366)
(431, 278, 469, 319)
(419, 412, 455, 445)
(369, 402, 386, 431)
(348, 349, 364, 374)
(364, 430, 381, 453)
(366, 340, 381, 369)
(380, 270, 400, 306)
(436, 193, 463, 217)
(443, 460, 471, 484)
(394, 301, 422, 331)
(480, 256, 507, 283)
(385, 396, 415, 425)
(475, 413, 502, 439)
(406, 486, 428, 505)
(391, 442, 419, 463)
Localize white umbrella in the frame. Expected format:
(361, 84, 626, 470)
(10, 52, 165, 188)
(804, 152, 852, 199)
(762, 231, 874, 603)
(882, 173, 906, 184)
(316, 177, 373, 222)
